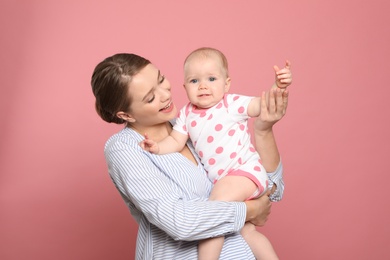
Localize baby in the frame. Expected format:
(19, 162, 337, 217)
(141, 47, 292, 260)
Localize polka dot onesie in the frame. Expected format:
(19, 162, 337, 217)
(173, 94, 269, 198)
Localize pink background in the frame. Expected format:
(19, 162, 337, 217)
(1, 0, 389, 259)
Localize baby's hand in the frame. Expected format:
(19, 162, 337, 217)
(139, 133, 160, 154)
(274, 60, 292, 89)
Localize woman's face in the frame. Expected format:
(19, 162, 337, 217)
(126, 63, 177, 128)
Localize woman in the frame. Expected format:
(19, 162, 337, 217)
(91, 53, 288, 259)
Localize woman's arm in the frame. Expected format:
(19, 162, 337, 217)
(254, 88, 288, 172)
(253, 88, 288, 203)
(106, 137, 247, 241)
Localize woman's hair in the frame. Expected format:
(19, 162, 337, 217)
(184, 47, 229, 77)
(91, 53, 151, 124)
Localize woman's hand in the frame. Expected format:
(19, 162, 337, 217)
(254, 88, 289, 133)
(245, 192, 272, 226)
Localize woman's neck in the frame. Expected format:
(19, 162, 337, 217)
(128, 122, 173, 142)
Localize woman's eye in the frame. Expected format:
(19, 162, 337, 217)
(147, 95, 155, 103)
(209, 77, 216, 82)
(190, 79, 198, 84)
(159, 75, 165, 84)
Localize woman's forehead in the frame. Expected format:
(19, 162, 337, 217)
(129, 64, 159, 95)
(132, 64, 159, 85)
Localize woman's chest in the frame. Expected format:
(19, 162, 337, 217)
(155, 151, 212, 200)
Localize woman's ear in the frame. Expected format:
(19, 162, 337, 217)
(225, 77, 231, 92)
(116, 111, 136, 123)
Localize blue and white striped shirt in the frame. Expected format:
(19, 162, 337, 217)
(104, 127, 284, 259)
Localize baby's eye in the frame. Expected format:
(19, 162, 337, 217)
(190, 79, 198, 84)
(209, 77, 216, 82)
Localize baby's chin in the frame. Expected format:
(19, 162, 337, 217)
(193, 102, 216, 110)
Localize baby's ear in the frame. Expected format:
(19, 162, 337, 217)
(224, 77, 231, 92)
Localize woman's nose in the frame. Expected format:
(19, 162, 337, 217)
(158, 85, 171, 102)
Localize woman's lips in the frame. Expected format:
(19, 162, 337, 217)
(160, 102, 174, 113)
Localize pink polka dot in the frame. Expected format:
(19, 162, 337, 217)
(250, 147, 256, 153)
(183, 125, 187, 131)
(238, 158, 242, 164)
(216, 103, 223, 109)
(238, 106, 245, 114)
(199, 151, 203, 157)
(238, 140, 241, 146)
(254, 166, 261, 171)
(218, 169, 224, 175)
(177, 111, 181, 117)
(208, 114, 213, 120)
(200, 112, 206, 117)
(233, 95, 240, 101)
(228, 129, 235, 136)
(207, 136, 214, 143)
(230, 152, 237, 159)
(215, 124, 222, 131)
(208, 158, 216, 165)
(216, 147, 223, 154)
(191, 120, 197, 127)
(239, 124, 245, 131)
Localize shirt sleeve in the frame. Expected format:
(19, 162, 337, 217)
(267, 160, 285, 202)
(105, 135, 247, 241)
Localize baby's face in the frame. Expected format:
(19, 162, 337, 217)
(183, 56, 230, 109)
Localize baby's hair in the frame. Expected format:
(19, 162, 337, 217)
(184, 47, 229, 77)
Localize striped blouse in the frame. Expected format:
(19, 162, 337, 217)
(104, 126, 284, 259)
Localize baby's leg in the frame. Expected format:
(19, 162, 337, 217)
(241, 222, 279, 260)
(198, 176, 258, 260)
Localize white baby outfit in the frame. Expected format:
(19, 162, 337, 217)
(174, 94, 269, 198)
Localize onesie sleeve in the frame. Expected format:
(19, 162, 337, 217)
(225, 94, 254, 120)
(267, 160, 285, 202)
(105, 134, 247, 241)
(173, 104, 190, 135)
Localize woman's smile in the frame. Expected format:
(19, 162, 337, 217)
(160, 101, 174, 113)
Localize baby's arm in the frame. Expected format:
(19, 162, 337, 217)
(140, 130, 189, 154)
(247, 60, 292, 117)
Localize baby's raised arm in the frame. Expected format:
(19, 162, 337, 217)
(140, 130, 189, 154)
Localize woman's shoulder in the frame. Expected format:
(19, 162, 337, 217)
(104, 127, 140, 153)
